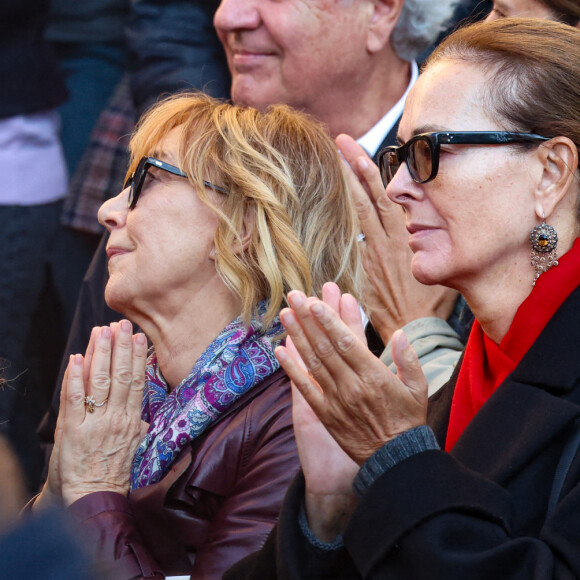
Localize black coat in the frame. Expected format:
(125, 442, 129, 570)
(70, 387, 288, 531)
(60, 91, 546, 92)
(127, 0, 230, 117)
(226, 284, 580, 579)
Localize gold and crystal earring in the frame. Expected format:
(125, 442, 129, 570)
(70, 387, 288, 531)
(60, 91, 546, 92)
(530, 212, 558, 286)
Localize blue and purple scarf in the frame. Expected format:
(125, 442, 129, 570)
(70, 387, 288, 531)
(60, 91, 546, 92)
(130, 302, 283, 489)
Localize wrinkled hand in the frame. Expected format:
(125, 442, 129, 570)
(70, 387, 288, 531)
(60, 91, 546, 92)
(284, 284, 362, 540)
(276, 285, 428, 467)
(336, 134, 458, 345)
(38, 320, 148, 509)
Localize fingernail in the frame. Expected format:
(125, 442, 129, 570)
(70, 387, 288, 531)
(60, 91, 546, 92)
(288, 291, 305, 308)
(311, 302, 324, 316)
(74, 354, 83, 366)
(280, 308, 297, 327)
(121, 319, 132, 333)
(101, 326, 111, 339)
(135, 333, 147, 346)
(275, 346, 288, 363)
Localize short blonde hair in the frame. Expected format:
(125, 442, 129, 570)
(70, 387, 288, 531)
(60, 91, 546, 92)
(128, 93, 364, 328)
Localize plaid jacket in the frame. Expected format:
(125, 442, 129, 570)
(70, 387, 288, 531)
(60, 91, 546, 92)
(61, 75, 134, 234)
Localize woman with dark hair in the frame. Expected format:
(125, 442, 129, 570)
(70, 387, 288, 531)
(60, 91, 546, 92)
(226, 18, 580, 579)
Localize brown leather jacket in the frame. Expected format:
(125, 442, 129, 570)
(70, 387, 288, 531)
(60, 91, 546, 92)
(67, 369, 298, 579)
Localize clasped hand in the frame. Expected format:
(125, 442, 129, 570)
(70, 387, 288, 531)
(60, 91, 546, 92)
(37, 320, 148, 509)
(276, 283, 429, 467)
(275, 283, 428, 541)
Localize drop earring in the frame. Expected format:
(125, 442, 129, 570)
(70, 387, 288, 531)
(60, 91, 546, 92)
(530, 212, 558, 286)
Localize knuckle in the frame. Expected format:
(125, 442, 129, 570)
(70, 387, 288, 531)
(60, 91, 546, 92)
(131, 374, 145, 389)
(115, 368, 133, 385)
(294, 375, 315, 395)
(315, 338, 335, 358)
(353, 198, 372, 219)
(335, 332, 357, 354)
(69, 392, 86, 406)
(360, 366, 387, 388)
(375, 193, 393, 213)
(92, 372, 111, 389)
(306, 354, 323, 374)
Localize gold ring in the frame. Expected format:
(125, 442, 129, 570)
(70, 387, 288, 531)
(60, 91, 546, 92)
(84, 395, 108, 413)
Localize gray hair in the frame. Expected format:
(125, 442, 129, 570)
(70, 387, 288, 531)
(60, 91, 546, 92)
(392, 0, 458, 61)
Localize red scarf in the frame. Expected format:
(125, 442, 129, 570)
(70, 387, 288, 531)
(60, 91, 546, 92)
(445, 237, 580, 451)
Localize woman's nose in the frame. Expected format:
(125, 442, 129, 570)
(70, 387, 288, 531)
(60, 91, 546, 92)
(386, 161, 424, 207)
(98, 188, 130, 231)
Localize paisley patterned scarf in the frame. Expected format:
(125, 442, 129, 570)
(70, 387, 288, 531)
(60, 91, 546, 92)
(130, 301, 283, 489)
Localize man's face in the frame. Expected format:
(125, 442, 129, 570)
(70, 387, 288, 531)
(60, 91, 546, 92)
(214, 0, 372, 113)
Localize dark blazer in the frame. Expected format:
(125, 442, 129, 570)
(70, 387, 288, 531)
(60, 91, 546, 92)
(127, 0, 230, 117)
(226, 284, 580, 579)
(67, 369, 299, 579)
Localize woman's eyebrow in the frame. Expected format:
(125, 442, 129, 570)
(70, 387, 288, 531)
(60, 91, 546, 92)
(396, 124, 446, 144)
(150, 149, 178, 165)
(412, 124, 446, 136)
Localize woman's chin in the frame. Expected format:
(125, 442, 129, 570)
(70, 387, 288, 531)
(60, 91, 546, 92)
(104, 284, 131, 316)
(411, 257, 449, 288)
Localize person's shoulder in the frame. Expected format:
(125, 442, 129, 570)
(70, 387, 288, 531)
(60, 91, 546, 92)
(199, 368, 293, 448)
(249, 368, 293, 418)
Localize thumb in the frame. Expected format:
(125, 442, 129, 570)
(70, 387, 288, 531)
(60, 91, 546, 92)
(391, 330, 428, 397)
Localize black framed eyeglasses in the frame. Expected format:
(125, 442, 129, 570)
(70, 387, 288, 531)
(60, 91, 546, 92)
(124, 156, 229, 209)
(377, 131, 550, 187)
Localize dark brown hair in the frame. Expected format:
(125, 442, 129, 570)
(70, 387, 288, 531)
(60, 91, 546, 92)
(426, 18, 580, 150)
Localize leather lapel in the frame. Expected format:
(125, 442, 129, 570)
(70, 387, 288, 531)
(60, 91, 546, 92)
(427, 355, 461, 446)
(132, 368, 287, 499)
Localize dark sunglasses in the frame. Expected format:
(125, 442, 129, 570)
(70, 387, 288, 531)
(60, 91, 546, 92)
(124, 156, 229, 209)
(377, 131, 550, 187)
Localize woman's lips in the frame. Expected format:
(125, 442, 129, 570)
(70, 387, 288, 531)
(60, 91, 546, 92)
(406, 224, 439, 249)
(106, 246, 130, 259)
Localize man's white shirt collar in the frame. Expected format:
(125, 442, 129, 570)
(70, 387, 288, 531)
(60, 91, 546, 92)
(357, 60, 419, 158)
(354, 61, 418, 328)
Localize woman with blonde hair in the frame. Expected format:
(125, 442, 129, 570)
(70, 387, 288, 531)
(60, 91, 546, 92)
(34, 92, 363, 578)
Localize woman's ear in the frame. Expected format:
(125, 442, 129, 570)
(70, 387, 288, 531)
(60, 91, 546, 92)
(534, 136, 579, 220)
(209, 204, 256, 262)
